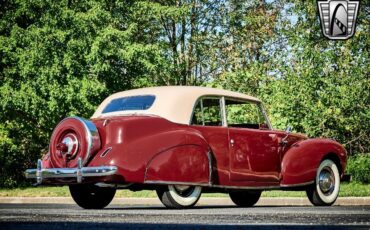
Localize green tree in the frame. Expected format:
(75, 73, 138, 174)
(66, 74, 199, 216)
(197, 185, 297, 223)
(266, 1, 369, 155)
(0, 0, 164, 187)
(129, 0, 226, 85)
(213, 1, 369, 155)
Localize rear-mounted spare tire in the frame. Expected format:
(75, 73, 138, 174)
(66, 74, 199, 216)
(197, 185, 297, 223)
(49, 116, 101, 168)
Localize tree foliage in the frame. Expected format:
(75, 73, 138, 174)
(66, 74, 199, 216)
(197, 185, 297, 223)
(0, 0, 165, 186)
(0, 0, 368, 187)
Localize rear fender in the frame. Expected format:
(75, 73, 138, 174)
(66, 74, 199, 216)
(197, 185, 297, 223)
(280, 138, 346, 186)
(144, 132, 211, 185)
(89, 127, 210, 184)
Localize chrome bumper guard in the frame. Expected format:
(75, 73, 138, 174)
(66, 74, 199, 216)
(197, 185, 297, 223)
(25, 158, 117, 184)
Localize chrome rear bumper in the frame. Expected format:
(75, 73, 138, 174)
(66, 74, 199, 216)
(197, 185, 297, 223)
(25, 158, 117, 184)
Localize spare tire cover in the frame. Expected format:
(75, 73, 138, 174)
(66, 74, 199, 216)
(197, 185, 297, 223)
(49, 117, 101, 168)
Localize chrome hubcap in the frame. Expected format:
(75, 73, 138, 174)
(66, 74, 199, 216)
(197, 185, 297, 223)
(319, 166, 335, 195)
(57, 133, 79, 158)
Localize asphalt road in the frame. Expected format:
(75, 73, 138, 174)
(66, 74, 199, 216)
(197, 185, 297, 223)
(1, 203, 369, 229)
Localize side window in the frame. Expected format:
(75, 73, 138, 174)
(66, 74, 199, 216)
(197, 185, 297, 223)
(225, 99, 267, 129)
(191, 101, 203, 125)
(191, 98, 223, 126)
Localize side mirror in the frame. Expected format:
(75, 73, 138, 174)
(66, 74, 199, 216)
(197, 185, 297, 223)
(285, 126, 292, 134)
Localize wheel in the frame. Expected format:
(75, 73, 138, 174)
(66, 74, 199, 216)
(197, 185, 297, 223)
(229, 190, 261, 207)
(69, 184, 116, 209)
(156, 185, 202, 208)
(306, 159, 340, 206)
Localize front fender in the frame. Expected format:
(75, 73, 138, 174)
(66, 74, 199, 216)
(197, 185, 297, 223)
(280, 138, 346, 186)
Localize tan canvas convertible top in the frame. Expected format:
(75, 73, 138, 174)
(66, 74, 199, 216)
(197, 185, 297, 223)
(92, 86, 261, 125)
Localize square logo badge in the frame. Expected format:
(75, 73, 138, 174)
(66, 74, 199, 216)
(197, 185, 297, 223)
(317, 0, 360, 40)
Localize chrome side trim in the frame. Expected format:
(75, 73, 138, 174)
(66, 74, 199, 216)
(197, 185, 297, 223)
(220, 96, 227, 127)
(211, 184, 281, 190)
(280, 181, 314, 188)
(144, 180, 314, 190)
(144, 180, 209, 187)
(258, 103, 273, 130)
(95, 182, 133, 188)
(207, 151, 213, 186)
(144, 180, 280, 190)
(200, 99, 205, 125)
(25, 158, 117, 185)
(100, 147, 112, 158)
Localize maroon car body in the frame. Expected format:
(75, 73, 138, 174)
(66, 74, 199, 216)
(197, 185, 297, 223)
(26, 86, 347, 208)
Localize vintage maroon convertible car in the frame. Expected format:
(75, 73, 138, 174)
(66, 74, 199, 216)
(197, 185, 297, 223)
(26, 86, 348, 208)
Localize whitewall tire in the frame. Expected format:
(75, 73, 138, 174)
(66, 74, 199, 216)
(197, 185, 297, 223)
(156, 185, 202, 208)
(306, 159, 340, 206)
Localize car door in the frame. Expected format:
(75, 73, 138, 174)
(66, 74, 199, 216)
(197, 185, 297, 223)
(190, 97, 230, 185)
(225, 99, 280, 183)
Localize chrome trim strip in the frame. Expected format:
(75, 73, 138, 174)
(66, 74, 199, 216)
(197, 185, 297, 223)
(100, 147, 112, 158)
(144, 180, 209, 187)
(220, 96, 227, 127)
(280, 181, 314, 188)
(95, 182, 133, 188)
(211, 184, 281, 190)
(144, 180, 314, 190)
(207, 151, 213, 186)
(258, 103, 273, 130)
(144, 180, 280, 190)
(200, 99, 204, 126)
(25, 159, 117, 184)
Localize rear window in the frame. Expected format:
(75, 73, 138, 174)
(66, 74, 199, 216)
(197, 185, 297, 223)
(102, 95, 155, 113)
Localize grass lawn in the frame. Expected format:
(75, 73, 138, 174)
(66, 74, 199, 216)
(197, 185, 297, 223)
(0, 182, 369, 198)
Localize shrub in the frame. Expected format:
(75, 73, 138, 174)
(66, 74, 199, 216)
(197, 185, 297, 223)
(346, 154, 370, 184)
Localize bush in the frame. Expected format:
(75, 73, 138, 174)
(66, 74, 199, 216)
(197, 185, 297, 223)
(346, 154, 370, 184)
